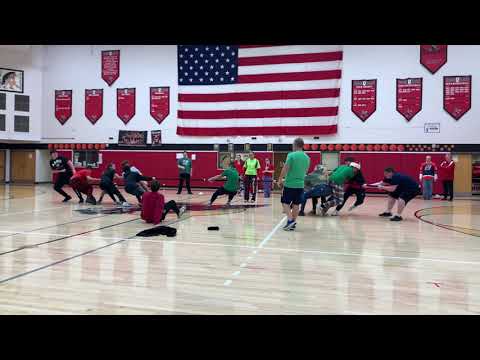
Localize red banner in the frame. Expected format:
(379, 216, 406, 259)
(150, 87, 170, 124)
(117, 88, 136, 124)
(102, 50, 120, 86)
(444, 75, 472, 120)
(85, 89, 103, 125)
(396, 78, 422, 121)
(55, 90, 73, 125)
(351, 79, 376, 121)
(420, 45, 448, 74)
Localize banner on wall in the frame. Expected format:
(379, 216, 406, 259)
(420, 45, 448, 74)
(101, 50, 120, 86)
(150, 87, 170, 124)
(118, 130, 147, 146)
(396, 78, 422, 121)
(55, 90, 73, 125)
(151, 130, 162, 146)
(85, 89, 103, 125)
(117, 88, 136, 125)
(444, 75, 472, 120)
(351, 79, 377, 121)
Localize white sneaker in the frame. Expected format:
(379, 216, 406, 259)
(331, 210, 339, 216)
(122, 202, 130, 207)
(178, 206, 186, 218)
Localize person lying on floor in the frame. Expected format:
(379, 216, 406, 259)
(141, 180, 186, 225)
(299, 164, 330, 216)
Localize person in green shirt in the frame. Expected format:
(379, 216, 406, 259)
(243, 152, 261, 202)
(320, 162, 360, 216)
(207, 160, 240, 206)
(177, 151, 193, 195)
(278, 138, 311, 231)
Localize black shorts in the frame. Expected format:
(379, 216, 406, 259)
(389, 188, 419, 204)
(55, 174, 72, 187)
(281, 187, 304, 205)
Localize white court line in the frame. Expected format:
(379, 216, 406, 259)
(0, 206, 69, 217)
(1, 227, 480, 266)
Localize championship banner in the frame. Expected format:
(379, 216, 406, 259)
(85, 89, 103, 125)
(117, 88, 136, 125)
(151, 130, 162, 146)
(420, 45, 448, 74)
(55, 90, 73, 125)
(150, 87, 170, 124)
(118, 130, 147, 146)
(101, 50, 120, 86)
(444, 75, 472, 120)
(351, 79, 377, 122)
(396, 78, 422, 121)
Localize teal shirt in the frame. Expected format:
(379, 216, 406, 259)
(178, 158, 192, 174)
(222, 167, 239, 192)
(284, 151, 310, 188)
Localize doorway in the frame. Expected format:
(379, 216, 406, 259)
(0, 150, 5, 182)
(10, 150, 36, 183)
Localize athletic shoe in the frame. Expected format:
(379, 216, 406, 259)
(348, 205, 357, 212)
(250, 199, 256, 203)
(442, 197, 447, 201)
(379, 212, 392, 217)
(122, 202, 131, 207)
(62, 195, 72, 203)
(225, 202, 232, 207)
(308, 210, 316, 215)
(320, 206, 328, 217)
(188, 192, 193, 195)
(288, 223, 297, 231)
(78, 199, 84, 204)
(283, 219, 296, 231)
(390, 215, 403, 221)
(116, 201, 123, 206)
(207, 202, 213, 208)
(178, 206, 186, 218)
(86, 196, 97, 205)
(298, 211, 305, 216)
(176, 192, 181, 195)
(331, 210, 339, 216)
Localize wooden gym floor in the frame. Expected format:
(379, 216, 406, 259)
(0, 184, 479, 315)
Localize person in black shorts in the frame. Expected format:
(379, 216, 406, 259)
(122, 163, 154, 204)
(98, 163, 127, 205)
(371, 167, 421, 222)
(49, 150, 82, 203)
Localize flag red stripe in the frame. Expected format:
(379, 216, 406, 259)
(239, 52, 343, 66)
(238, 45, 284, 49)
(178, 107, 338, 119)
(179, 88, 340, 102)
(177, 125, 338, 136)
(238, 70, 341, 83)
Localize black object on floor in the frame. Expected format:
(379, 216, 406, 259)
(208, 226, 220, 231)
(136, 226, 177, 237)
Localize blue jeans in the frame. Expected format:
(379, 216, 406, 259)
(263, 176, 272, 198)
(422, 179, 433, 200)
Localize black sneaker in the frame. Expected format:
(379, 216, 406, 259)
(379, 212, 392, 217)
(78, 199, 84, 204)
(62, 195, 72, 203)
(188, 192, 193, 195)
(390, 215, 403, 221)
(298, 211, 305, 216)
(86, 196, 97, 205)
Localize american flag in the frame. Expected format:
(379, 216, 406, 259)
(176, 45, 343, 137)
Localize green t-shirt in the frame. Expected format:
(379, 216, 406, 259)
(244, 158, 260, 176)
(329, 165, 354, 185)
(284, 151, 310, 188)
(178, 158, 192, 174)
(222, 167, 239, 192)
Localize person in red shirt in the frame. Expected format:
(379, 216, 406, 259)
(262, 158, 275, 198)
(141, 180, 186, 225)
(439, 153, 455, 201)
(69, 166, 100, 205)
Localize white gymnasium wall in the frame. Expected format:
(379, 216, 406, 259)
(0, 45, 43, 142)
(40, 45, 480, 145)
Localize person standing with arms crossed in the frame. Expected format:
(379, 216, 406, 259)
(439, 153, 455, 201)
(419, 155, 438, 200)
(278, 138, 310, 231)
(262, 158, 275, 198)
(243, 152, 260, 203)
(177, 151, 193, 195)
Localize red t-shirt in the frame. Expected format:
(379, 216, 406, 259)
(71, 169, 91, 182)
(234, 160, 244, 175)
(141, 192, 165, 225)
(262, 163, 275, 177)
(439, 160, 455, 181)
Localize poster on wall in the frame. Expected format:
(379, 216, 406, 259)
(118, 130, 147, 146)
(0, 68, 24, 93)
(101, 50, 120, 86)
(420, 45, 448, 74)
(55, 90, 73, 125)
(117, 88, 136, 125)
(351, 79, 377, 121)
(396, 78, 422, 121)
(151, 130, 162, 146)
(444, 75, 472, 120)
(85, 89, 103, 125)
(150, 87, 170, 124)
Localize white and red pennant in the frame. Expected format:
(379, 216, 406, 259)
(444, 75, 472, 120)
(396, 78, 422, 121)
(85, 89, 103, 124)
(117, 88, 136, 124)
(55, 90, 73, 125)
(102, 50, 120, 86)
(351, 79, 377, 121)
(150, 87, 170, 124)
(420, 45, 448, 74)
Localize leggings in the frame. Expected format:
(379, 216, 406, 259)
(210, 187, 237, 205)
(100, 182, 126, 203)
(244, 175, 258, 201)
(335, 187, 365, 211)
(162, 200, 181, 221)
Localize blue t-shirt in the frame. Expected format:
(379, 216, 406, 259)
(384, 173, 419, 192)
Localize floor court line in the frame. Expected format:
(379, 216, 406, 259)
(0, 205, 70, 217)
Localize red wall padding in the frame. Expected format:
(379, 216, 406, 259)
(340, 152, 447, 194)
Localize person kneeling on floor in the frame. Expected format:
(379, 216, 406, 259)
(141, 180, 186, 225)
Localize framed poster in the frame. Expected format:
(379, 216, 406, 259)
(420, 45, 448, 74)
(101, 50, 120, 86)
(55, 90, 73, 125)
(118, 130, 147, 146)
(444, 76, 472, 120)
(117, 88, 136, 125)
(85, 89, 103, 124)
(150, 87, 170, 124)
(151, 130, 162, 146)
(0, 68, 24, 93)
(351, 79, 377, 121)
(396, 78, 422, 121)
